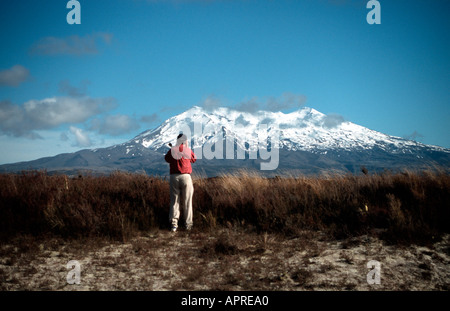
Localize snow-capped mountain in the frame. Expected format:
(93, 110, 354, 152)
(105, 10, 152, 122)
(1, 106, 449, 176)
(130, 105, 446, 154)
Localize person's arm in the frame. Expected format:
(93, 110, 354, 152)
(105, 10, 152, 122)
(164, 149, 173, 163)
(190, 150, 197, 163)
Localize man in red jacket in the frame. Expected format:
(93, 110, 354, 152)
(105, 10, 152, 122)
(164, 133, 197, 232)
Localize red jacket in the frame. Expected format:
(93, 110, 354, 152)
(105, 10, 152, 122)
(164, 144, 197, 174)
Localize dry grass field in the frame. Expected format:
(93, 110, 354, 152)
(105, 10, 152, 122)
(0, 170, 449, 290)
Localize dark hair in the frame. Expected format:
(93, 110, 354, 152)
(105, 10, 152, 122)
(177, 133, 187, 144)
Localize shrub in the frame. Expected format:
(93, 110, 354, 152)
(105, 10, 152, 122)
(0, 169, 448, 244)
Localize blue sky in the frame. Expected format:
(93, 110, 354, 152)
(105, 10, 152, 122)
(0, 0, 449, 164)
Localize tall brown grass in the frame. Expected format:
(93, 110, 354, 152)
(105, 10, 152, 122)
(0, 169, 449, 244)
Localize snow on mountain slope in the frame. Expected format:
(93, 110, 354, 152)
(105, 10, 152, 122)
(1, 105, 449, 176)
(127, 106, 448, 155)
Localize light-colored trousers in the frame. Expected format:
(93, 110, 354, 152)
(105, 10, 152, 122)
(169, 174, 194, 229)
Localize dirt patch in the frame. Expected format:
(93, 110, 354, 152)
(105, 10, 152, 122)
(1, 229, 449, 291)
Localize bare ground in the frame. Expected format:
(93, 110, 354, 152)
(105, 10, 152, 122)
(1, 229, 449, 291)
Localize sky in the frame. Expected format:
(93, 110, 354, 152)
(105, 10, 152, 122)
(0, 0, 449, 164)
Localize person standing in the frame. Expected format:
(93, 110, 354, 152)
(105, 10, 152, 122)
(164, 133, 197, 232)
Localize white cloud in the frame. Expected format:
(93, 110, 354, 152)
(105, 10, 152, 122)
(235, 97, 261, 113)
(199, 95, 222, 112)
(0, 96, 117, 138)
(69, 126, 92, 147)
(0, 129, 103, 164)
(30, 32, 113, 56)
(60, 132, 70, 142)
(58, 80, 91, 97)
(266, 92, 307, 112)
(140, 113, 159, 125)
(323, 113, 346, 128)
(233, 93, 307, 113)
(404, 130, 424, 142)
(145, 0, 219, 4)
(0, 65, 30, 87)
(90, 114, 140, 136)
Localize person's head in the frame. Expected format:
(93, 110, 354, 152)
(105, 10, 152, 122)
(176, 133, 188, 146)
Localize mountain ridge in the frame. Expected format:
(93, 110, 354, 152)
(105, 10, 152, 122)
(1, 106, 449, 176)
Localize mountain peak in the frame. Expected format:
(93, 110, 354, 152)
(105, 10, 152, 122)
(1, 105, 449, 176)
(131, 105, 450, 156)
